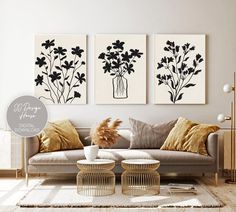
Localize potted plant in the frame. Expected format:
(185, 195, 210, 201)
(98, 40, 143, 99)
(84, 118, 122, 161)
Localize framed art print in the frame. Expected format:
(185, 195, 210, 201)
(154, 34, 205, 104)
(35, 35, 87, 104)
(95, 34, 146, 104)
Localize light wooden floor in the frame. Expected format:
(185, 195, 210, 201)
(0, 176, 235, 212)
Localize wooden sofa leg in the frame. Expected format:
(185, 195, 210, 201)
(26, 173, 29, 186)
(215, 172, 218, 186)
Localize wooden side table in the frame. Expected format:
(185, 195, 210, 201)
(77, 159, 115, 196)
(121, 159, 160, 196)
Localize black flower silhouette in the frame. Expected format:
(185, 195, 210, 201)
(71, 46, 84, 57)
(107, 52, 118, 60)
(62, 60, 74, 70)
(130, 49, 143, 58)
(112, 58, 123, 69)
(35, 74, 43, 86)
(54, 47, 67, 55)
(124, 64, 134, 74)
(35, 57, 46, 67)
(121, 51, 132, 62)
(42, 40, 55, 49)
(112, 40, 125, 50)
(75, 72, 86, 84)
(103, 62, 112, 73)
(49, 71, 61, 83)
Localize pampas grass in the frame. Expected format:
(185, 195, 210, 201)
(90, 118, 122, 148)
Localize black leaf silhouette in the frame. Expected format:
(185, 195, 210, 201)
(199, 58, 204, 63)
(185, 83, 196, 88)
(177, 93, 184, 101)
(177, 56, 181, 64)
(194, 70, 202, 75)
(67, 97, 73, 102)
(74, 91, 81, 98)
(55, 66, 62, 71)
(60, 55, 67, 61)
(168, 91, 174, 102)
(172, 65, 176, 73)
(184, 57, 189, 61)
(157, 63, 164, 69)
(171, 80, 175, 89)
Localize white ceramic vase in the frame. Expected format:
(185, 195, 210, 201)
(84, 145, 99, 161)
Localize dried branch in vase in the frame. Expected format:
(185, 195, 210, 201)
(90, 118, 122, 148)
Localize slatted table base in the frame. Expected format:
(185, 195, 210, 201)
(77, 170, 115, 196)
(121, 170, 160, 196)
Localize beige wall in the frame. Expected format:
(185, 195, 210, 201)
(0, 0, 235, 128)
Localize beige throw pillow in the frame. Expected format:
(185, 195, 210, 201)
(129, 118, 177, 149)
(38, 119, 83, 153)
(160, 117, 197, 151)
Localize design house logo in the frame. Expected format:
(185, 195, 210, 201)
(7, 96, 48, 137)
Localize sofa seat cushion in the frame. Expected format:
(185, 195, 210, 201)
(29, 149, 214, 166)
(97, 149, 214, 165)
(29, 149, 85, 165)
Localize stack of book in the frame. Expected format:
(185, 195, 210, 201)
(168, 183, 197, 194)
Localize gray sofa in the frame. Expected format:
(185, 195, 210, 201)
(25, 128, 219, 185)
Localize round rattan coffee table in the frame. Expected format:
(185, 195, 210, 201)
(121, 159, 160, 196)
(77, 159, 115, 196)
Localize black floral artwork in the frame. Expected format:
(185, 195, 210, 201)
(156, 40, 204, 104)
(98, 40, 143, 99)
(35, 39, 86, 104)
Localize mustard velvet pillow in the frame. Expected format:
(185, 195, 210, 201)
(160, 117, 197, 151)
(181, 124, 220, 155)
(38, 120, 83, 153)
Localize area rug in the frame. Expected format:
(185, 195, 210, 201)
(17, 179, 224, 208)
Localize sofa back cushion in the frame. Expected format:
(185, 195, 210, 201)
(129, 118, 177, 149)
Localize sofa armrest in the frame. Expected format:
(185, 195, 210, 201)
(206, 133, 219, 160)
(24, 136, 39, 173)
